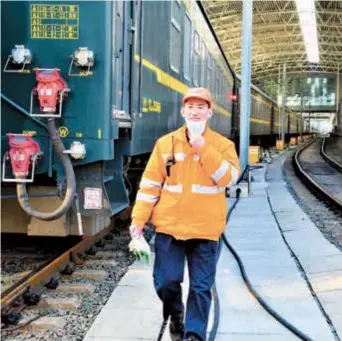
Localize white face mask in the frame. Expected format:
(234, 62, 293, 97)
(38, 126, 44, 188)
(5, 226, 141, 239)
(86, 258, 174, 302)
(185, 119, 207, 137)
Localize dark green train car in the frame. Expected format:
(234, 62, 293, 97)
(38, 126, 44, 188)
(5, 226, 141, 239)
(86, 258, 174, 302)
(1, 0, 236, 236)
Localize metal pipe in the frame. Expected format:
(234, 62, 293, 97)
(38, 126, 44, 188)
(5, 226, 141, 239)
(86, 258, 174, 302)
(239, 0, 253, 173)
(281, 63, 286, 143)
(16, 119, 76, 221)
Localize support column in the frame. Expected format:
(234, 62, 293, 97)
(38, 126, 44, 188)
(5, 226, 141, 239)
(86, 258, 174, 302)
(300, 96, 303, 141)
(239, 0, 253, 173)
(336, 64, 342, 133)
(281, 63, 286, 144)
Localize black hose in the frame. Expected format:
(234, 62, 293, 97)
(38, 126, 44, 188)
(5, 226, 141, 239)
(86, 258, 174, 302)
(208, 284, 220, 341)
(222, 234, 313, 341)
(216, 168, 314, 341)
(16, 119, 76, 221)
(156, 319, 168, 341)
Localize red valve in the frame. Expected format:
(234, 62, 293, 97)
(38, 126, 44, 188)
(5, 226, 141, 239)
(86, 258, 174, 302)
(34, 69, 68, 113)
(7, 134, 41, 177)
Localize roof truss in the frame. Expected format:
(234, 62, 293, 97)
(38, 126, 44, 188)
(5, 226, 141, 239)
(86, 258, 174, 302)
(202, 0, 342, 82)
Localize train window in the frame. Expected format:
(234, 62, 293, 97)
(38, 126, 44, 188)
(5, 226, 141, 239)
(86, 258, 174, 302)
(212, 59, 216, 95)
(193, 30, 200, 86)
(183, 13, 191, 80)
(201, 41, 206, 86)
(224, 77, 227, 106)
(172, 0, 181, 24)
(170, 1, 181, 72)
(220, 70, 223, 105)
(220, 72, 224, 106)
(202, 45, 207, 87)
(215, 64, 219, 102)
(218, 70, 222, 105)
(207, 52, 212, 91)
(222, 78, 226, 107)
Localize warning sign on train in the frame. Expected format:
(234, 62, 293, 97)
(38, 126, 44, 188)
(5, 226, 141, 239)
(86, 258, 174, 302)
(31, 4, 79, 39)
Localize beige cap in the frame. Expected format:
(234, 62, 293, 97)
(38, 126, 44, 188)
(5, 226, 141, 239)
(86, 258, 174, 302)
(182, 87, 213, 108)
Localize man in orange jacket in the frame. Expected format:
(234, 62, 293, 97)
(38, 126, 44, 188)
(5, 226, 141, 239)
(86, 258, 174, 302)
(129, 87, 240, 341)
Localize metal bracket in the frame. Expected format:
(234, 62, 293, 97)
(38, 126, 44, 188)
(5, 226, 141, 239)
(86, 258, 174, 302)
(2, 152, 41, 183)
(3, 55, 31, 73)
(68, 58, 93, 77)
(68, 47, 94, 77)
(30, 88, 70, 118)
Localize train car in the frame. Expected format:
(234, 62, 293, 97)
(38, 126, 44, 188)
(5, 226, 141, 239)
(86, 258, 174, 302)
(1, 0, 236, 237)
(235, 75, 301, 147)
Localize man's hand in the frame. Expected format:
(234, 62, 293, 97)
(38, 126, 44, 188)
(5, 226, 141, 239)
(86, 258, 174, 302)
(129, 225, 144, 239)
(189, 135, 205, 151)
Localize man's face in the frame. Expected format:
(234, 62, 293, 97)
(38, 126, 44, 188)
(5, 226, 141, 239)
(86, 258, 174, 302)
(181, 98, 212, 122)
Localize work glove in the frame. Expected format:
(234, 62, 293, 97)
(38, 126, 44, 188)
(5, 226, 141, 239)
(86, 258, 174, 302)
(128, 225, 151, 264)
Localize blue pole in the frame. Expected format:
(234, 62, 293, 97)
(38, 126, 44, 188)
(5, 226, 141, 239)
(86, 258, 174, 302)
(281, 63, 286, 143)
(239, 0, 253, 173)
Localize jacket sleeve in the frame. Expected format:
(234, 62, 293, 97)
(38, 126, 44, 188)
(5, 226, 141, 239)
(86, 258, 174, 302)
(131, 140, 166, 227)
(197, 139, 240, 187)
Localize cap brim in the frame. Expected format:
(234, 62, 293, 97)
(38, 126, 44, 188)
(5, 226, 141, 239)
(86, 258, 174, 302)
(183, 96, 211, 107)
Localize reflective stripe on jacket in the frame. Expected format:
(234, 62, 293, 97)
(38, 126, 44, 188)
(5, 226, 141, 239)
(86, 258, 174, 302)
(131, 125, 240, 241)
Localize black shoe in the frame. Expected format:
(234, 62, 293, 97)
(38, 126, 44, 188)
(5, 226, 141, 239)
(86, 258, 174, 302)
(184, 333, 201, 341)
(169, 312, 184, 341)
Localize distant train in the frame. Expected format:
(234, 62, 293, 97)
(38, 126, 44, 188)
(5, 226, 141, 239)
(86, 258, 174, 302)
(235, 75, 302, 148)
(1, 0, 301, 237)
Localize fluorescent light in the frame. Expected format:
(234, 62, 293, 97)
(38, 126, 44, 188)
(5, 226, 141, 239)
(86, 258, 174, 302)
(295, 0, 319, 64)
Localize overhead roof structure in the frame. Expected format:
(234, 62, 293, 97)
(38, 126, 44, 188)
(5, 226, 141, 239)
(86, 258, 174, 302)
(201, 1, 342, 81)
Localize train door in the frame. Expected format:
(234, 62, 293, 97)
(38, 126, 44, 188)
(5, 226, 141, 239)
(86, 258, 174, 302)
(128, 0, 143, 121)
(112, 1, 143, 129)
(112, 2, 126, 124)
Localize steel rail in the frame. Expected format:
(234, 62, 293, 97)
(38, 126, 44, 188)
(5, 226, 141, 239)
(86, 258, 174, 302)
(293, 138, 342, 214)
(321, 138, 342, 174)
(1, 223, 114, 316)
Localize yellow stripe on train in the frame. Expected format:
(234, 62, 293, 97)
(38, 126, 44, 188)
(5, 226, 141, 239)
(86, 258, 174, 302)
(134, 55, 301, 125)
(135, 55, 231, 117)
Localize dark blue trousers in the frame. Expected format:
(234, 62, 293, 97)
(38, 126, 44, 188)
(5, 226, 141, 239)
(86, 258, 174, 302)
(153, 233, 221, 341)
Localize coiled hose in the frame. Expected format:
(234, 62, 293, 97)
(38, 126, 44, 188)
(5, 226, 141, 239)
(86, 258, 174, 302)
(16, 118, 76, 221)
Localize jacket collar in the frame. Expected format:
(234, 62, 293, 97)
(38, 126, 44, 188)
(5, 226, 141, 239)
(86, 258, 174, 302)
(173, 124, 215, 143)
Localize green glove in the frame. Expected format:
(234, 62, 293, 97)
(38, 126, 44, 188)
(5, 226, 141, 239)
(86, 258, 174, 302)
(128, 236, 151, 264)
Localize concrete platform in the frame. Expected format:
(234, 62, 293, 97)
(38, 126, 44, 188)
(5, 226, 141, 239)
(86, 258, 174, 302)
(83, 152, 341, 341)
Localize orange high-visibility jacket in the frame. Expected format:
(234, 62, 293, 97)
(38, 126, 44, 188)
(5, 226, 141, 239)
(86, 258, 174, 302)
(131, 125, 240, 241)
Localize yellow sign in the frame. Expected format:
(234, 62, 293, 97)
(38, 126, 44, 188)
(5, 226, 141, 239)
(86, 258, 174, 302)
(31, 4, 79, 39)
(142, 97, 161, 113)
(22, 130, 37, 136)
(58, 126, 69, 138)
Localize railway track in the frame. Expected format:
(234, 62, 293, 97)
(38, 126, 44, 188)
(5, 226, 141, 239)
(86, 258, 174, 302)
(321, 137, 342, 173)
(293, 137, 342, 215)
(0, 218, 133, 334)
